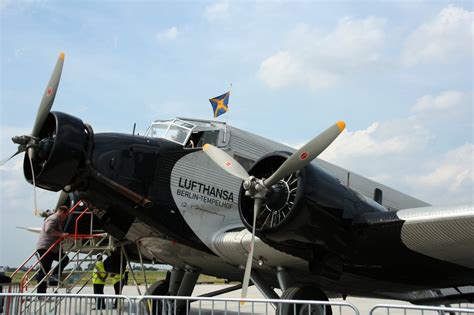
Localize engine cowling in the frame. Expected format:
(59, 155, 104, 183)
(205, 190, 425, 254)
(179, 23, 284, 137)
(23, 111, 87, 191)
(239, 151, 386, 258)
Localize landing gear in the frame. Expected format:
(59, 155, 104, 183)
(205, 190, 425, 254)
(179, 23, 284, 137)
(278, 286, 332, 315)
(147, 279, 170, 295)
(146, 268, 199, 315)
(146, 273, 170, 314)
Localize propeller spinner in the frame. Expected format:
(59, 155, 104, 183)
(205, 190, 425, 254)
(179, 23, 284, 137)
(203, 121, 346, 299)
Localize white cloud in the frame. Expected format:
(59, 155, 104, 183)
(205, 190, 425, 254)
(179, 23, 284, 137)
(409, 91, 472, 133)
(411, 90, 465, 113)
(406, 143, 473, 204)
(205, 1, 230, 21)
(402, 5, 473, 66)
(310, 91, 472, 205)
(409, 144, 473, 191)
(258, 17, 385, 91)
(156, 27, 179, 41)
(257, 51, 305, 89)
(316, 118, 473, 205)
(320, 120, 432, 163)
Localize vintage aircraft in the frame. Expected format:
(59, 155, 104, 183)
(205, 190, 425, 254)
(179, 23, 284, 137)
(2, 53, 473, 314)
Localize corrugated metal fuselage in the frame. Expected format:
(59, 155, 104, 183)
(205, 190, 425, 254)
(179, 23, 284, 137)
(77, 122, 472, 302)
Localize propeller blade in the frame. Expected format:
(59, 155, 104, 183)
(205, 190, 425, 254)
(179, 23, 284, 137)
(202, 144, 249, 181)
(26, 150, 40, 216)
(241, 198, 262, 299)
(16, 226, 42, 234)
(55, 191, 69, 210)
(0, 147, 25, 166)
(264, 121, 345, 187)
(31, 52, 65, 137)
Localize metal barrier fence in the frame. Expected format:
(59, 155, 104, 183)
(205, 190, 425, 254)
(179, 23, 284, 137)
(136, 295, 359, 315)
(369, 304, 474, 315)
(0, 284, 20, 315)
(0, 293, 133, 314)
(0, 293, 472, 315)
(0, 283, 20, 294)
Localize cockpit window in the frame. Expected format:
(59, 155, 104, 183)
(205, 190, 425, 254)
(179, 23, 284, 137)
(146, 119, 195, 145)
(167, 125, 188, 144)
(148, 124, 168, 138)
(174, 120, 195, 129)
(146, 118, 225, 148)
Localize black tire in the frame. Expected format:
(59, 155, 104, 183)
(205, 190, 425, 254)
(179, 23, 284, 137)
(146, 279, 169, 315)
(278, 286, 332, 315)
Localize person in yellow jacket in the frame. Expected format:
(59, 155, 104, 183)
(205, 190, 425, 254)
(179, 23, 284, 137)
(110, 270, 128, 308)
(92, 254, 107, 310)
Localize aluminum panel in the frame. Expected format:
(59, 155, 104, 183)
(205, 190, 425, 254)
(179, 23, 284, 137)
(398, 205, 474, 268)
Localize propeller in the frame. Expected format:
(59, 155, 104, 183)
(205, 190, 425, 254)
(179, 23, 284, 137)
(202, 121, 346, 299)
(4, 52, 65, 162)
(202, 144, 249, 180)
(38, 191, 69, 217)
(1, 52, 65, 215)
(29, 52, 65, 158)
(27, 151, 39, 216)
(0, 148, 24, 166)
(54, 191, 69, 211)
(240, 197, 261, 299)
(264, 121, 345, 187)
(32, 52, 65, 138)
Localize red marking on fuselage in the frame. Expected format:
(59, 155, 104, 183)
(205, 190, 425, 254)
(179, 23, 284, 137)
(299, 151, 309, 160)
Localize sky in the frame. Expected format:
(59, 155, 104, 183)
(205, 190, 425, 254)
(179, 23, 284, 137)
(0, 1, 472, 267)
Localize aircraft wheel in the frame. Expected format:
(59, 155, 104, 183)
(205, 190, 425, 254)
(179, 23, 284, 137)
(146, 278, 169, 315)
(278, 286, 332, 315)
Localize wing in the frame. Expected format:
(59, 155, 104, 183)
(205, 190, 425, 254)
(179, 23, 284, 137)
(353, 204, 474, 304)
(396, 205, 473, 269)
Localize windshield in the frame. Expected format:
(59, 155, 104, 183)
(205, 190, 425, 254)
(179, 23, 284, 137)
(148, 124, 168, 138)
(146, 119, 195, 145)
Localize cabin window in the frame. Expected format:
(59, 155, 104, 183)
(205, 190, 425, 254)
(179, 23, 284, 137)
(186, 130, 220, 148)
(374, 188, 383, 204)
